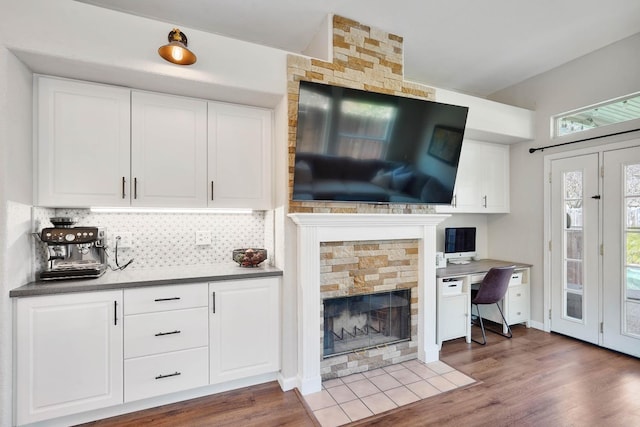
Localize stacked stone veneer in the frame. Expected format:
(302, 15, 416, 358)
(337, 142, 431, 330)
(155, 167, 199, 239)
(320, 239, 419, 379)
(287, 15, 437, 214)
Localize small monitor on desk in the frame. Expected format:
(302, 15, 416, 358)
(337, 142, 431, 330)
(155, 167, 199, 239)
(444, 227, 476, 264)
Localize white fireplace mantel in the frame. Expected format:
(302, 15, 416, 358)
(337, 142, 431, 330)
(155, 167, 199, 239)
(288, 213, 449, 395)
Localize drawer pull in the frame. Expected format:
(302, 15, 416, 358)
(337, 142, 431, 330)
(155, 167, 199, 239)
(155, 371, 181, 380)
(516, 312, 521, 315)
(154, 297, 181, 302)
(516, 293, 521, 297)
(155, 330, 181, 337)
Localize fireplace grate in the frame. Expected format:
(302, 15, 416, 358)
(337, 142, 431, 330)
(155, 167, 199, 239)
(323, 289, 411, 358)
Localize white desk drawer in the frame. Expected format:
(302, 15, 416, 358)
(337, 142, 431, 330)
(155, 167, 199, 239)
(124, 283, 208, 315)
(440, 279, 463, 295)
(508, 285, 529, 322)
(509, 272, 523, 286)
(124, 307, 208, 358)
(124, 347, 208, 402)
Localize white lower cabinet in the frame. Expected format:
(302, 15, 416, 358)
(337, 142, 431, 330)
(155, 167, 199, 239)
(437, 278, 471, 345)
(123, 283, 209, 402)
(14, 277, 282, 425)
(209, 277, 280, 384)
(15, 291, 123, 425)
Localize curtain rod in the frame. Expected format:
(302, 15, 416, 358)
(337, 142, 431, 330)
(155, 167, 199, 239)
(528, 128, 640, 154)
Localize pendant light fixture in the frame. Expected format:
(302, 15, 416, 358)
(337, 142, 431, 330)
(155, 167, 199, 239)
(158, 28, 197, 65)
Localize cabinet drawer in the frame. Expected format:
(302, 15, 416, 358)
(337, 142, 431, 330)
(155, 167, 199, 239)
(124, 307, 208, 358)
(509, 271, 523, 286)
(508, 285, 529, 322)
(440, 278, 463, 296)
(124, 283, 207, 314)
(124, 347, 208, 402)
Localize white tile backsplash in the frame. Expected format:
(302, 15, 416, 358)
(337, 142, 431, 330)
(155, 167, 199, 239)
(32, 208, 271, 274)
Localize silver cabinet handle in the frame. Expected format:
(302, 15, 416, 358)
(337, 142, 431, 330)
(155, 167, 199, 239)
(121, 177, 126, 199)
(134, 177, 138, 199)
(482, 195, 487, 208)
(212, 292, 216, 313)
(211, 181, 214, 201)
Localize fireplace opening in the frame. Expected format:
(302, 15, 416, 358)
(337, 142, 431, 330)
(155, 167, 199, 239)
(323, 289, 411, 358)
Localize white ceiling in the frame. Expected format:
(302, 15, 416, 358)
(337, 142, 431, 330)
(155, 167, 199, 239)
(78, 0, 640, 97)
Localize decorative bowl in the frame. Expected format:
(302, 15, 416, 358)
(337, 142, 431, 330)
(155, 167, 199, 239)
(232, 248, 267, 267)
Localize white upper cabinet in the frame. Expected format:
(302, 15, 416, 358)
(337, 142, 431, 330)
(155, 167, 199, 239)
(36, 76, 131, 207)
(437, 140, 510, 213)
(208, 102, 272, 209)
(131, 92, 208, 207)
(35, 76, 273, 209)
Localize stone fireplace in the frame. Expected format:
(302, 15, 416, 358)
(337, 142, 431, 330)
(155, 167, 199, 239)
(289, 213, 447, 395)
(319, 240, 418, 379)
(284, 14, 448, 396)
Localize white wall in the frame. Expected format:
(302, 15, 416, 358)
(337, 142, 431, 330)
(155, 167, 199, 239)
(0, 46, 34, 427)
(1, 1, 288, 107)
(488, 32, 640, 326)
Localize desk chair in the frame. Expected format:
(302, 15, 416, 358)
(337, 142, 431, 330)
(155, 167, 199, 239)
(471, 266, 514, 345)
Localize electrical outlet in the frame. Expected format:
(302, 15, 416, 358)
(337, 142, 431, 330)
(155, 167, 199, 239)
(195, 231, 212, 246)
(114, 232, 133, 248)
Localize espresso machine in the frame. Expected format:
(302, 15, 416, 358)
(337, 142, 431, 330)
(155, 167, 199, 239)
(39, 217, 107, 280)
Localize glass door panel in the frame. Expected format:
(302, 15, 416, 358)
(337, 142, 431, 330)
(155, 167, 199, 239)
(622, 165, 640, 338)
(564, 171, 584, 320)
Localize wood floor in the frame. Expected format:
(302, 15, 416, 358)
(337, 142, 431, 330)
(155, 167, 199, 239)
(81, 326, 640, 426)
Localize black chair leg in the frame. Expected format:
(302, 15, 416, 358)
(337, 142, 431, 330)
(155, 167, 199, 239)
(471, 303, 513, 345)
(494, 302, 513, 339)
(471, 304, 487, 345)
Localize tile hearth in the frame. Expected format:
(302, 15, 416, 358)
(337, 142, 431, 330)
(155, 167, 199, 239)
(303, 360, 476, 427)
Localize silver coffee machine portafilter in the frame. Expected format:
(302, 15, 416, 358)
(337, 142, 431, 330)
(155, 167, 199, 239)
(38, 217, 108, 280)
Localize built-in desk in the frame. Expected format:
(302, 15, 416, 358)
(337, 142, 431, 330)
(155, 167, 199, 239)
(436, 259, 532, 346)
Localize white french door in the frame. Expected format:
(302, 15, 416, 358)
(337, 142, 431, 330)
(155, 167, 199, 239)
(548, 141, 640, 357)
(550, 154, 600, 344)
(602, 145, 640, 357)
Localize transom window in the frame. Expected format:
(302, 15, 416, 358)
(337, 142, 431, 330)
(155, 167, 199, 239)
(553, 92, 640, 138)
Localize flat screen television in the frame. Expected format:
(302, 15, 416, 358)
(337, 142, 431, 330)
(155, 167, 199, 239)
(292, 80, 469, 204)
(444, 227, 477, 262)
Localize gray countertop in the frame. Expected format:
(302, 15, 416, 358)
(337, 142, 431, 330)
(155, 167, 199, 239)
(10, 263, 283, 297)
(436, 259, 532, 278)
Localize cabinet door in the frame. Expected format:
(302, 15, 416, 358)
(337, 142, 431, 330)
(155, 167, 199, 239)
(435, 140, 510, 213)
(438, 294, 469, 342)
(15, 291, 123, 425)
(482, 142, 510, 213)
(131, 91, 208, 207)
(36, 77, 131, 207)
(208, 102, 272, 209)
(209, 277, 280, 384)
(436, 140, 482, 213)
